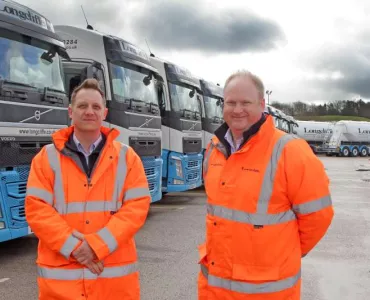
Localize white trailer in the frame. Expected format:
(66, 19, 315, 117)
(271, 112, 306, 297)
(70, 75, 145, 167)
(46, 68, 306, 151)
(295, 121, 334, 153)
(325, 120, 370, 157)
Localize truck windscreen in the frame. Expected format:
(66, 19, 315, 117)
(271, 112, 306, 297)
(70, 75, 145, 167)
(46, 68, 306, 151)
(109, 62, 158, 105)
(168, 82, 200, 114)
(0, 31, 64, 92)
(203, 96, 222, 120)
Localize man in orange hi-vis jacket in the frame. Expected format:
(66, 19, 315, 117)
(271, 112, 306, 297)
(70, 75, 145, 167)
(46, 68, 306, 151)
(25, 78, 151, 300)
(198, 70, 334, 300)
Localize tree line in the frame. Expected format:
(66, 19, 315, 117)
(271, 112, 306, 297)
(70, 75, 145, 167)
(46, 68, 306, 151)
(270, 100, 370, 118)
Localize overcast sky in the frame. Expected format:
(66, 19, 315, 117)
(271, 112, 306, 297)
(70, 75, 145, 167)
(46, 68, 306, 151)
(17, 0, 370, 103)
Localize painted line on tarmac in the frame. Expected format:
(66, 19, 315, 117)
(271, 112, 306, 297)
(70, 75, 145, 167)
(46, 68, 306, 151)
(150, 205, 186, 210)
(0, 278, 10, 283)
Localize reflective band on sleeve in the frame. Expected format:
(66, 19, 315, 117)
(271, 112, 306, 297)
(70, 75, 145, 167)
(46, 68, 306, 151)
(293, 195, 332, 215)
(46, 144, 66, 214)
(203, 143, 214, 177)
(201, 265, 301, 294)
(112, 144, 128, 209)
(207, 204, 296, 225)
(64, 201, 110, 214)
(26, 187, 53, 206)
(123, 187, 150, 202)
(97, 227, 118, 253)
(257, 134, 297, 214)
(37, 262, 138, 280)
(60, 234, 80, 259)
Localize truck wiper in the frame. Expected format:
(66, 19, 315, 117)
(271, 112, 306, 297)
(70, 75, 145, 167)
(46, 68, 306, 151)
(0, 79, 37, 90)
(181, 108, 193, 118)
(42, 87, 66, 104)
(125, 98, 144, 110)
(44, 87, 65, 94)
(193, 111, 201, 120)
(145, 102, 159, 114)
(213, 116, 222, 123)
(145, 102, 158, 107)
(124, 98, 144, 104)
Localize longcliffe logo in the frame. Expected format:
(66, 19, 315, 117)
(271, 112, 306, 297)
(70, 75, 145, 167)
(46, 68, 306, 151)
(1, 4, 45, 27)
(358, 128, 370, 134)
(241, 167, 260, 173)
(304, 128, 333, 134)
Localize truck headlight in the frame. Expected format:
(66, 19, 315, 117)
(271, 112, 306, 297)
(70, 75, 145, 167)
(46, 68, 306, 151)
(176, 160, 183, 178)
(0, 222, 5, 229)
(174, 179, 184, 185)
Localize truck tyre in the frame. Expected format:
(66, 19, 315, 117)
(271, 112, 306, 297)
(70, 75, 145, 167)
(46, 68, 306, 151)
(351, 147, 359, 157)
(342, 147, 350, 157)
(360, 147, 368, 157)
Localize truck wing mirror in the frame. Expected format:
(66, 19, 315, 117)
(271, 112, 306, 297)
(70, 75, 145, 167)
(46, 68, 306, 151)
(143, 72, 153, 86)
(81, 62, 103, 81)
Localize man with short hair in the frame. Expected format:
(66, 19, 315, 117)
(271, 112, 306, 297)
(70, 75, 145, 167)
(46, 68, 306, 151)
(198, 70, 334, 299)
(26, 78, 150, 300)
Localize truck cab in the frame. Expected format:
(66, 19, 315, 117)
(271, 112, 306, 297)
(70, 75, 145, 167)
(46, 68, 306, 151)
(150, 56, 203, 193)
(54, 25, 163, 202)
(286, 115, 298, 135)
(199, 79, 224, 156)
(0, 0, 69, 242)
(265, 105, 296, 134)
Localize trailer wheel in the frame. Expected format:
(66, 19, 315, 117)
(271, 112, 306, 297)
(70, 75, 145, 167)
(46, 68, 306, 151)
(342, 147, 350, 157)
(360, 147, 368, 157)
(351, 147, 359, 157)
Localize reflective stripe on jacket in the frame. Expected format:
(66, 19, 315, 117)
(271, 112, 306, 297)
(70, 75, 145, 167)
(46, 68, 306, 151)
(25, 126, 150, 300)
(198, 115, 334, 300)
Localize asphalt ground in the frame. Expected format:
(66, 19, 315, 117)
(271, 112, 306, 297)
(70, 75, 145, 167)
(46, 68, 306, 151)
(0, 156, 369, 299)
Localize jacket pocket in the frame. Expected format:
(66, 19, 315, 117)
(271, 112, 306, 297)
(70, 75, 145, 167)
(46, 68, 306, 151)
(232, 263, 280, 281)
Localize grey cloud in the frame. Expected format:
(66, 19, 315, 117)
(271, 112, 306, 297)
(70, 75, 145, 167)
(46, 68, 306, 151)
(17, 0, 126, 34)
(303, 41, 370, 99)
(18, 0, 285, 54)
(132, 1, 286, 54)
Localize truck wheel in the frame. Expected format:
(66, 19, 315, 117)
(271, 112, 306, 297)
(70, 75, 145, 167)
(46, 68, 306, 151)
(351, 147, 359, 157)
(342, 147, 350, 157)
(360, 147, 368, 157)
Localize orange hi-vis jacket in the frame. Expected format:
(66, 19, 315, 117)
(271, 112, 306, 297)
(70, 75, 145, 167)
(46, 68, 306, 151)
(25, 126, 151, 300)
(198, 115, 334, 300)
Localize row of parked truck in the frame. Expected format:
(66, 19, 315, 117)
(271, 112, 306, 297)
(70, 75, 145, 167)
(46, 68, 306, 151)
(0, 0, 305, 243)
(2, 0, 364, 243)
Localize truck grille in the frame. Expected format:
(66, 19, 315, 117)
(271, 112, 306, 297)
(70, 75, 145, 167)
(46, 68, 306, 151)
(0, 166, 29, 228)
(145, 168, 155, 177)
(187, 172, 199, 181)
(141, 157, 162, 201)
(11, 206, 26, 220)
(187, 160, 199, 169)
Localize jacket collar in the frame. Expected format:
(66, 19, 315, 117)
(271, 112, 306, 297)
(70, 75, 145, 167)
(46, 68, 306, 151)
(51, 126, 120, 152)
(214, 113, 267, 157)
